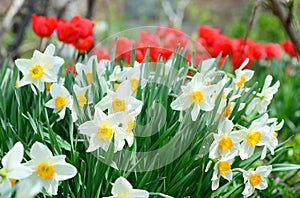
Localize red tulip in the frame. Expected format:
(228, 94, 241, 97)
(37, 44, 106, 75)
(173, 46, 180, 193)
(66, 65, 76, 75)
(91, 47, 110, 61)
(281, 40, 297, 57)
(31, 14, 57, 37)
(265, 43, 281, 60)
(73, 36, 94, 52)
(212, 35, 233, 57)
(249, 43, 267, 60)
(70, 15, 95, 38)
(198, 26, 220, 46)
(56, 20, 81, 44)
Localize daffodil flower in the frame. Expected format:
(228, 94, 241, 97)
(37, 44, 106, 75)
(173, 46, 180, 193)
(75, 55, 107, 86)
(239, 114, 269, 160)
(233, 58, 254, 89)
(261, 119, 284, 159)
(45, 83, 73, 119)
(242, 166, 272, 198)
(211, 151, 236, 190)
(246, 75, 280, 115)
(96, 80, 143, 117)
(15, 44, 64, 94)
(73, 84, 92, 108)
(24, 142, 77, 195)
(170, 72, 215, 121)
(79, 108, 131, 152)
(0, 142, 32, 196)
(126, 61, 146, 94)
(209, 119, 242, 159)
(15, 179, 42, 198)
(104, 176, 149, 198)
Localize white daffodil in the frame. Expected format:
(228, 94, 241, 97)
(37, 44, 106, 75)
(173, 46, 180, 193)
(246, 75, 280, 115)
(171, 72, 215, 121)
(79, 108, 131, 152)
(73, 84, 92, 108)
(0, 142, 32, 194)
(126, 61, 146, 94)
(239, 114, 269, 160)
(261, 119, 284, 159)
(233, 58, 254, 89)
(15, 44, 64, 94)
(75, 55, 107, 86)
(96, 80, 143, 117)
(199, 58, 224, 82)
(109, 65, 129, 90)
(45, 83, 73, 119)
(24, 142, 77, 195)
(211, 151, 236, 191)
(209, 119, 242, 159)
(242, 166, 272, 198)
(104, 176, 149, 198)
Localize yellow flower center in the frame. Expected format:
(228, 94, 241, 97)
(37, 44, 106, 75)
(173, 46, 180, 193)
(190, 91, 204, 104)
(126, 120, 135, 133)
(112, 98, 126, 112)
(77, 95, 87, 107)
(236, 75, 246, 87)
(130, 78, 139, 93)
(54, 96, 67, 109)
(246, 131, 262, 146)
(218, 161, 231, 175)
(86, 72, 93, 84)
(36, 163, 55, 180)
(249, 173, 262, 187)
(222, 106, 231, 118)
(45, 82, 52, 92)
(118, 196, 128, 198)
(15, 81, 19, 88)
(30, 65, 44, 79)
(9, 179, 16, 186)
(97, 124, 113, 140)
(219, 136, 233, 151)
(273, 132, 278, 137)
(114, 82, 121, 90)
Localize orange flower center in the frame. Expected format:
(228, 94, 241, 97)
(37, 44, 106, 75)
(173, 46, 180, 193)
(218, 161, 231, 175)
(37, 163, 55, 180)
(219, 136, 233, 151)
(222, 106, 231, 118)
(236, 75, 246, 87)
(249, 173, 262, 187)
(54, 96, 67, 109)
(190, 91, 204, 104)
(30, 65, 44, 79)
(246, 131, 261, 146)
(97, 124, 113, 140)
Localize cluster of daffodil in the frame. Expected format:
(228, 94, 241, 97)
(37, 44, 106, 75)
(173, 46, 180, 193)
(170, 58, 283, 197)
(0, 41, 285, 197)
(0, 141, 76, 197)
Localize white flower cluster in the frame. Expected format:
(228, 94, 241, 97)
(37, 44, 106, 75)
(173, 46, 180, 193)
(0, 142, 77, 197)
(170, 58, 283, 197)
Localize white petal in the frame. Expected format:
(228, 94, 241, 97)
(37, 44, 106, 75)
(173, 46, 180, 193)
(54, 163, 77, 181)
(112, 177, 133, 196)
(15, 59, 32, 73)
(30, 142, 53, 160)
(171, 94, 191, 110)
(79, 120, 98, 136)
(211, 178, 219, 191)
(58, 107, 66, 119)
(191, 105, 200, 121)
(2, 142, 23, 168)
(7, 165, 32, 179)
(132, 189, 149, 198)
(44, 44, 55, 55)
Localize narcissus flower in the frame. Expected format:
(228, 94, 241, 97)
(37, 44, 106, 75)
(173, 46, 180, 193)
(209, 119, 241, 159)
(242, 166, 272, 198)
(233, 58, 254, 88)
(24, 142, 77, 195)
(73, 84, 91, 108)
(104, 177, 149, 198)
(171, 72, 214, 121)
(0, 142, 32, 195)
(75, 55, 107, 86)
(31, 14, 57, 38)
(78, 108, 131, 152)
(246, 75, 280, 114)
(15, 44, 64, 94)
(211, 152, 236, 190)
(239, 114, 269, 160)
(45, 83, 73, 119)
(15, 179, 42, 198)
(96, 80, 143, 117)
